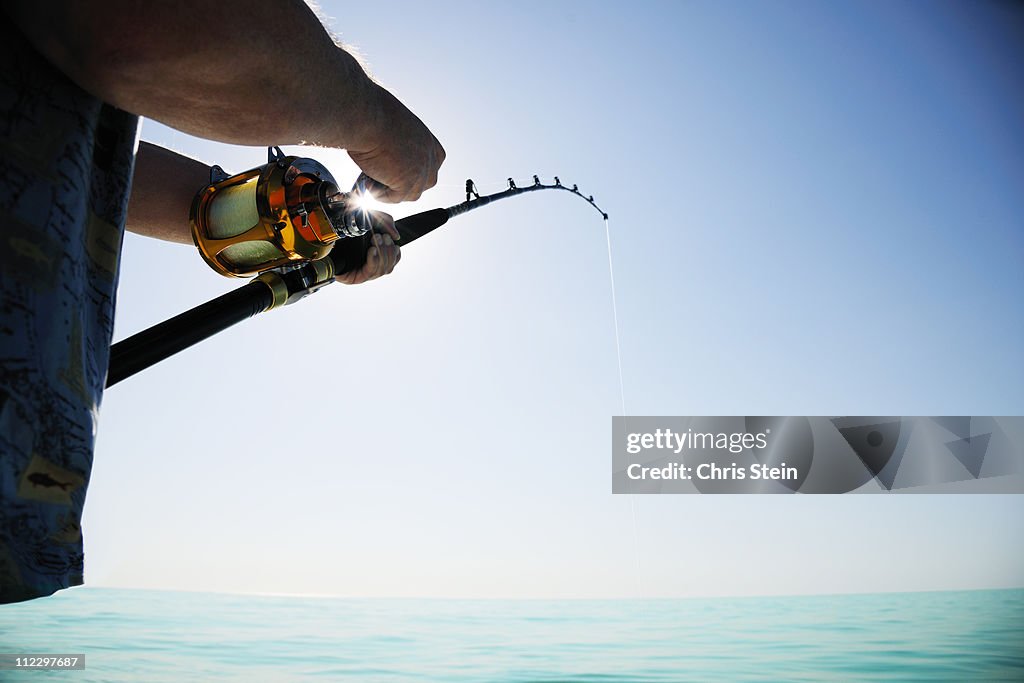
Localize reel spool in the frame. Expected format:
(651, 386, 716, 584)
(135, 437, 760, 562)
(191, 146, 371, 277)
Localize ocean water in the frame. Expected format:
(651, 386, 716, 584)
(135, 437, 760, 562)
(1, 588, 1022, 681)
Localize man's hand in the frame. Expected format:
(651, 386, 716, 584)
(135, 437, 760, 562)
(347, 87, 445, 203)
(335, 212, 401, 285)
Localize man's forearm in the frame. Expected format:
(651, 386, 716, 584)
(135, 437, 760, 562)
(126, 143, 210, 245)
(6, 0, 382, 152)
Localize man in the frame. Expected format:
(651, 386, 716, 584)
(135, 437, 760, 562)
(0, 1, 444, 603)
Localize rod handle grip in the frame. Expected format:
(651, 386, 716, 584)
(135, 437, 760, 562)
(395, 208, 449, 244)
(329, 207, 450, 276)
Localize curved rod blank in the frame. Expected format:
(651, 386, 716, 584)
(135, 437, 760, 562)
(448, 176, 608, 220)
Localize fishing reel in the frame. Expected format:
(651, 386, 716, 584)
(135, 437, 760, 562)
(190, 146, 372, 277)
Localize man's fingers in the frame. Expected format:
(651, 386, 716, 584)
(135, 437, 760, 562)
(356, 174, 388, 197)
(370, 235, 384, 276)
(365, 244, 380, 279)
(371, 211, 400, 241)
(370, 233, 400, 277)
(333, 235, 400, 285)
(356, 241, 381, 282)
(381, 234, 398, 274)
(346, 88, 445, 204)
(353, 156, 440, 204)
(355, 151, 441, 203)
(391, 243, 402, 271)
(377, 186, 423, 204)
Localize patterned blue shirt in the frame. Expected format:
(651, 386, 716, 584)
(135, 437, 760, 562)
(0, 25, 139, 602)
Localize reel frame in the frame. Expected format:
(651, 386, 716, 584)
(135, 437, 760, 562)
(190, 146, 363, 277)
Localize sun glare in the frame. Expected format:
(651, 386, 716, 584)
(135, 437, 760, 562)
(353, 190, 385, 214)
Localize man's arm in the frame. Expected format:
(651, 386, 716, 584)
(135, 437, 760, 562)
(5, 0, 443, 202)
(128, 143, 209, 245)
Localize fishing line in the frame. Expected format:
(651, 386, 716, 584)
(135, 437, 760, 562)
(603, 216, 643, 598)
(604, 217, 627, 417)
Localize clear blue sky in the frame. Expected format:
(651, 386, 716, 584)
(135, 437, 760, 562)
(88, 0, 1023, 598)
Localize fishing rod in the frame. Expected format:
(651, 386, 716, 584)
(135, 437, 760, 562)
(106, 147, 607, 387)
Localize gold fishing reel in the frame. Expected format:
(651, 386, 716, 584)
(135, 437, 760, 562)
(190, 146, 371, 277)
